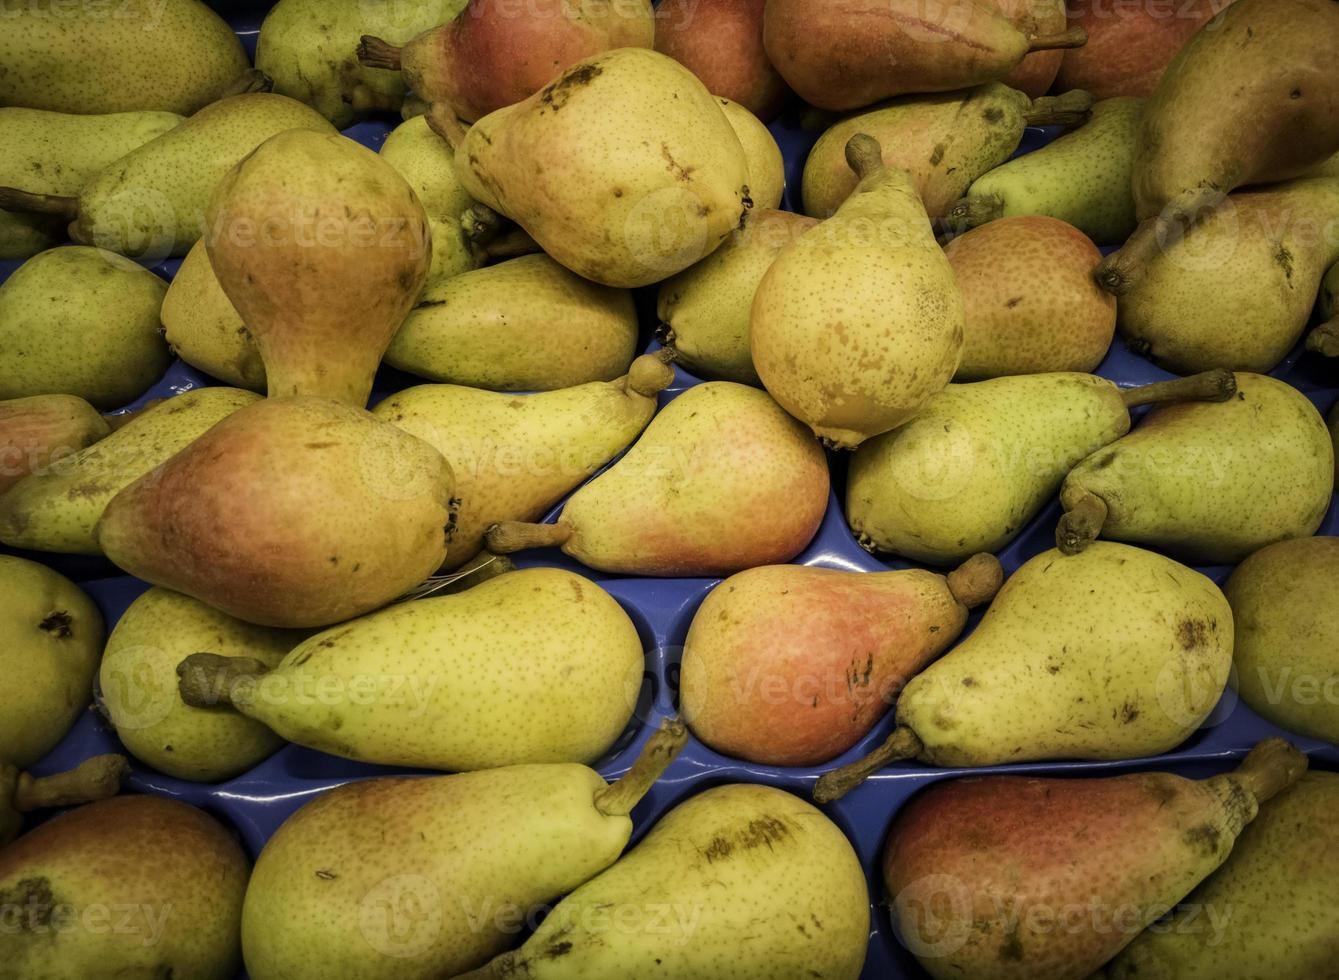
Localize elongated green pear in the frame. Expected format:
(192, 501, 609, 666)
(486, 383, 829, 576)
(160, 241, 264, 390)
(177, 568, 642, 771)
(884, 739, 1308, 980)
(454, 48, 750, 287)
(0, 387, 260, 555)
(1058, 373, 1335, 564)
(374, 354, 674, 570)
(848, 371, 1237, 564)
(458, 783, 870, 979)
(241, 721, 687, 979)
(815, 543, 1232, 801)
(1, 755, 129, 847)
(751, 134, 964, 449)
(0, 395, 110, 495)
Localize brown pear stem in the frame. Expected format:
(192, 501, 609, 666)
(177, 653, 271, 708)
(946, 554, 1005, 610)
(462, 203, 506, 244)
(1056, 491, 1107, 555)
(0, 187, 78, 221)
(1307, 320, 1339, 357)
(219, 68, 273, 98)
(1024, 90, 1094, 128)
(485, 521, 573, 554)
(1121, 369, 1237, 408)
(593, 719, 689, 817)
(1229, 738, 1308, 805)
(1095, 217, 1162, 295)
(1028, 27, 1088, 51)
(624, 352, 676, 398)
(844, 133, 885, 181)
(812, 727, 923, 803)
(426, 102, 468, 151)
(357, 35, 403, 71)
(947, 194, 1004, 229)
(481, 228, 540, 260)
(12, 755, 129, 812)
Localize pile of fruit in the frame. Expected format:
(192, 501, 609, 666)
(1, 0, 1338, 978)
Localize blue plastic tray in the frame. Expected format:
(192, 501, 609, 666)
(4, 4, 1338, 976)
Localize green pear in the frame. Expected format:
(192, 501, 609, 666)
(386, 253, 638, 390)
(815, 543, 1232, 801)
(161, 241, 264, 390)
(716, 97, 784, 210)
(0, 395, 111, 496)
(373, 353, 675, 570)
(457, 783, 870, 979)
(1306, 259, 1339, 355)
(1106, 771, 1339, 980)
(1, 755, 129, 847)
(0, 387, 259, 555)
(0, 794, 248, 978)
(1223, 537, 1339, 745)
(0, 557, 104, 769)
(486, 383, 830, 576)
(0, 108, 183, 259)
(751, 134, 964, 448)
(950, 97, 1143, 244)
(657, 208, 817, 384)
(0, 0, 248, 115)
(848, 371, 1238, 565)
(455, 48, 749, 288)
(0, 247, 170, 409)
(176, 567, 643, 771)
(100, 588, 306, 782)
(1331, 401, 1339, 484)
(240, 721, 687, 979)
(1058, 373, 1335, 564)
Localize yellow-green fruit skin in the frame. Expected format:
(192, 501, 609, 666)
(100, 588, 302, 782)
(717, 97, 784, 210)
(160, 241, 265, 390)
(1107, 772, 1339, 979)
(0, 557, 104, 769)
(0, 395, 111, 496)
(1224, 537, 1339, 745)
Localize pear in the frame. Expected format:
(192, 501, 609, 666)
(682, 554, 1003, 767)
(803, 86, 1094, 220)
(0, 387, 258, 555)
(0, 246, 170, 410)
(0, 0, 248, 115)
(100, 588, 305, 782)
(241, 720, 687, 979)
(654, 0, 790, 121)
(0, 794, 248, 978)
(0, 755, 129, 847)
(176, 567, 643, 771)
(1306, 259, 1339, 356)
(0, 94, 337, 260)
(883, 739, 1308, 980)
(386, 253, 639, 390)
(0, 395, 110, 496)
(206, 130, 430, 407)
(751, 134, 965, 449)
(0, 108, 183, 259)
(1223, 537, 1339, 745)
(1106, 770, 1339, 979)
(815, 543, 1233, 801)
(992, 0, 1069, 97)
(950, 96, 1143, 245)
(0, 557, 104, 769)
(486, 382, 829, 576)
(97, 396, 455, 629)
(453, 48, 750, 288)
(1058, 373, 1335, 564)
(161, 241, 265, 390)
(456, 783, 870, 979)
(657, 208, 817, 384)
(848, 371, 1238, 565)
(1331, 402, 1339, 484)
(373, 353, 675, 570)
(716, 97, 785, 210)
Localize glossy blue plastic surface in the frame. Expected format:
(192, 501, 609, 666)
(4, 4, 1338, 976)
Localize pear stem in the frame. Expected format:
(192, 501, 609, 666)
(219, 68, 273, 98)
(426, 103, 468, 151)
(1121, 369, 1237, 408)
(947, 194, 1004, 229)
(946, 554, 1004, 609)
(812, 727, 923, 803)
(12, 755, 129, 812)
(357, 35, 403, 71)
(0, 187, 78, 221)
(844, 133, 885, 181)
(593, 719, 689, 817)
(1056, 491, 1107, 555)
(1028, 27, 1088, 51)
(1095, 217, 1161, 295)
(485, 521, 573, 554)
(481, 228, 540, 260)
(1024, 90, 1093, 128)
(1229, 738, 1308, 805)
(177, 653, 271, 708)
(1307, 320, 1339, 357)
(624, 351, 676, 398)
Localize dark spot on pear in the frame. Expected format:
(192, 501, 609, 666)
(315, 870, 337, 880)
(1005, 296, 1022, 309)
(983, 107, 1005, 124)
(703, 837, 733, 862)
(929, 143, 946, 166)
(1177, 619, 1208, 649)
(39, 611, 73, 638)
(1182, 823, 1221, 856)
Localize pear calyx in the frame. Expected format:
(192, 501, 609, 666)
(9, 755, 130, 812)
(812, 726, 923, 803)
(1229, 738, 1308, 806)
(1307, 321, 1339, 357)
(0, 187, 79, 221)
(462, 202, 506, 243)
(593, 719, 689, 817)
(1120, 369, 1237, 409)
(624, 352, 676, 399)
(356, 35, 403, 71)
(485, 521, 573, 554)
(947, 194, 1003, 229)
(1056, 490, 1108, 555)
(946, 554, 1005, 610)
(1024, 90, 1094, 128)
(1027, 27, 1088, 52)
(177, 652, 272, 708)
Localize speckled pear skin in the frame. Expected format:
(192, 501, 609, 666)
(1106, 771, 1339, 980)
(100, 589, 302, 782)
(74, 94, 337, 259)
(454, 48, 749, 288)
(717, 97, 784, 210)
(992, 0, 1067, 97)
(0, 0, 248, 115)
(222, 568, 643, 770)
(883, 743, 1305, 980)
(0, 395, 111, 496)
(1330, 402, 1339, 483)
(385, 253, 637, 390)
(0, 387, 260, 555)
(463, 783, 870, 979)
(657, 208, 817, 384)
(751, 138, 965, 449)
(161, 241, 264, 390)
(1224, 537, 1339, 745)
(898, 543, 1231, 766)
(0, 108, 183, 259)
(0, 246, 170, 410)
(1060, 374, 1335, 564)
(0, 557, 103, 769)
(555, 382, 829, 576)
(848, 374, 1131, 565)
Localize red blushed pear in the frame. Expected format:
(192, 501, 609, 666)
(882, 739, 1307, 980)
(680, 554, 1004, 767)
